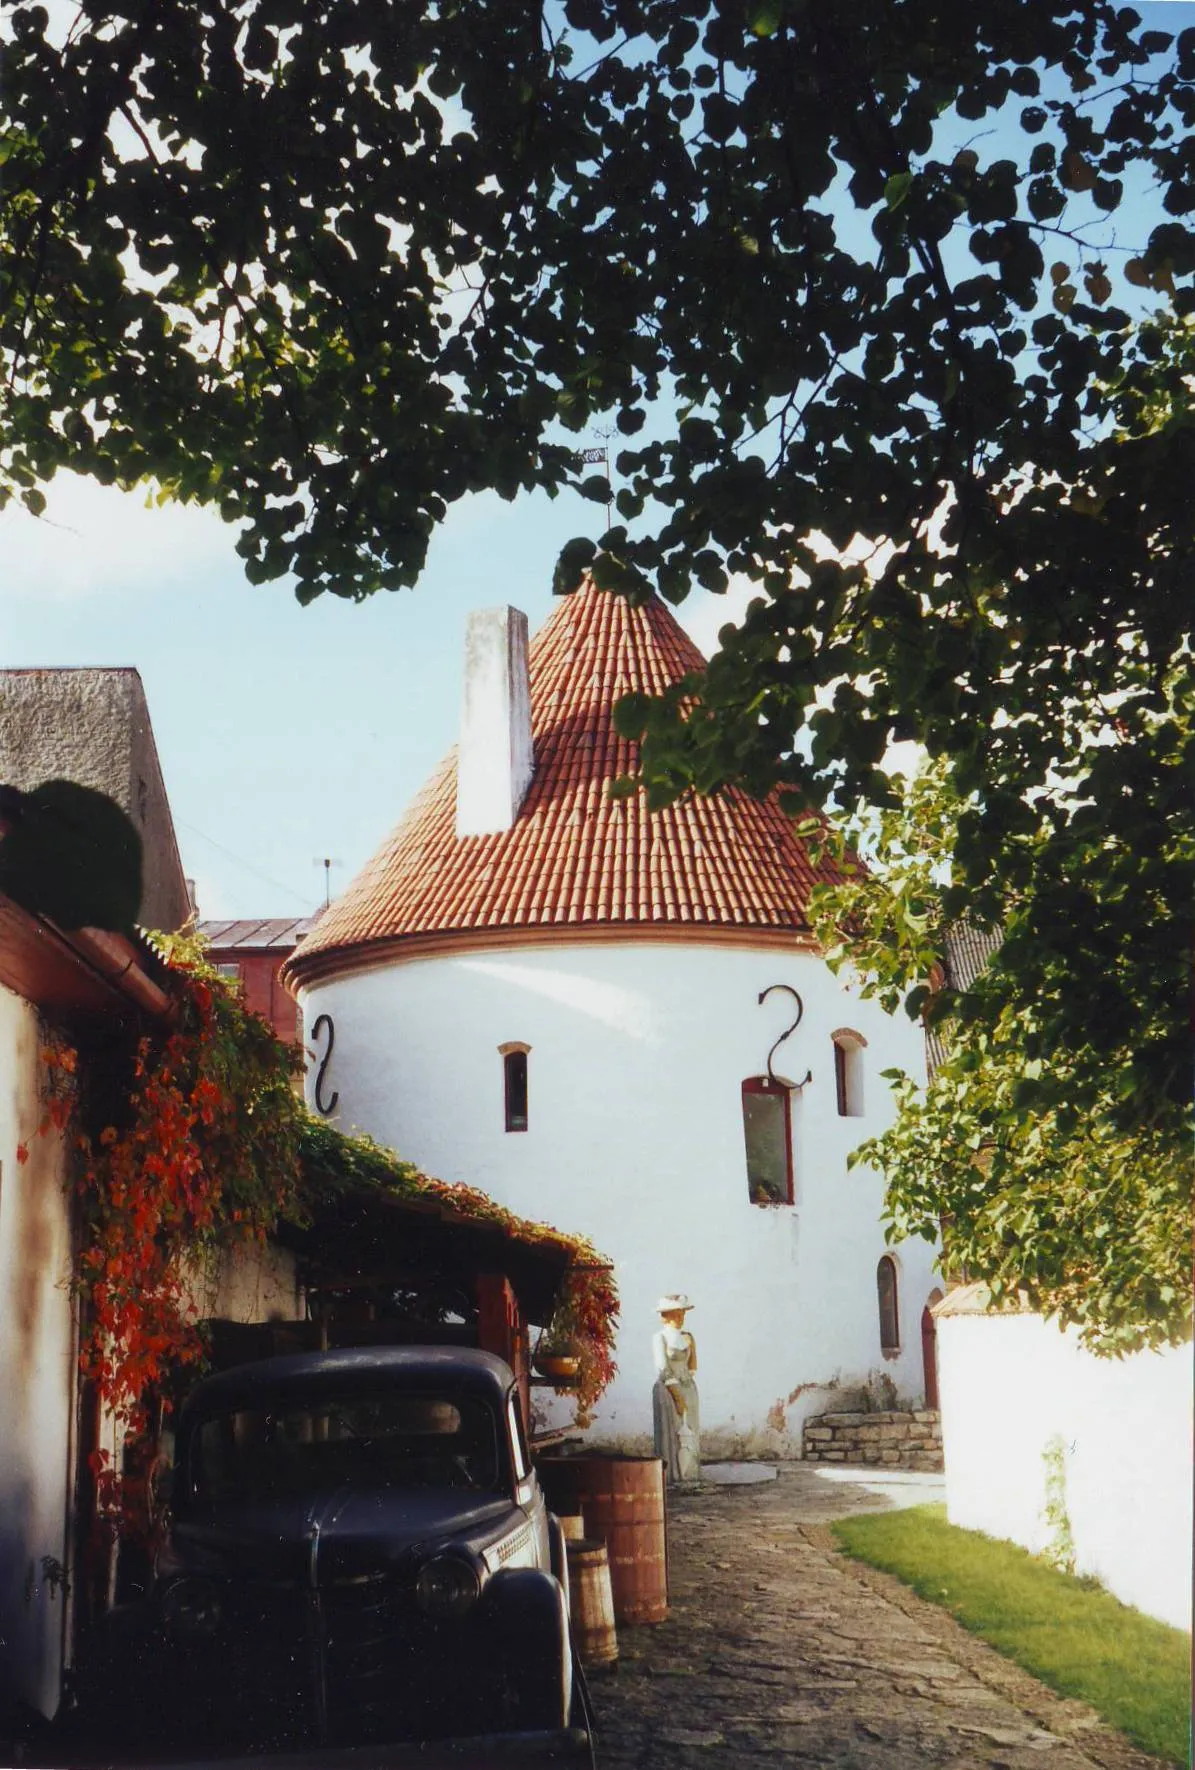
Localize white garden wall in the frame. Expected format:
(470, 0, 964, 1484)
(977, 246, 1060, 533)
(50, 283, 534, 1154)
(0, 985, 77, 1718)
(936, 1306, 1193, 1631)
(298, 939, 938, 1454)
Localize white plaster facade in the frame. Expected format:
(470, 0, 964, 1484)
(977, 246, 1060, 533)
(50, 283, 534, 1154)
(0, 984, 76, 1718)
(935, 1304, 1193, 1632)
(185, 1237, 303, 1327)
(297, 939, 938, 1454)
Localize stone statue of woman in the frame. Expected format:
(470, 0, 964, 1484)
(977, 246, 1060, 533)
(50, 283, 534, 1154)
(652, 1293, 700, 1487)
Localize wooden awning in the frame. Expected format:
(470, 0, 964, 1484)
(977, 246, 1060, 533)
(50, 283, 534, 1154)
(280, 1177, 574, 1328)
(0, 892, 173, 1019)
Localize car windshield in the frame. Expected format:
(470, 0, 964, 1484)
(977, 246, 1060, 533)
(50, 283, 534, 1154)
(188, 1389, 502, 1504)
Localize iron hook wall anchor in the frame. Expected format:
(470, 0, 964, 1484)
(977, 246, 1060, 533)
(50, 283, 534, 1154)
(758, 983, 812, 1088)
(310, 1012, 339, 1116)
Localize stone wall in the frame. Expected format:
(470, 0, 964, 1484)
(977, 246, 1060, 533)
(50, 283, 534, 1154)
(803, 1409, 943, 1472)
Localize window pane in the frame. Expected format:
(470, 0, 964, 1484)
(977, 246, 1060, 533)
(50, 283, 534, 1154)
(508, 1395, 529, 1481)
(742, 1083, 791, 1205)
(190, 1391, 500, 1502)
(877, 1257, 900, 1352)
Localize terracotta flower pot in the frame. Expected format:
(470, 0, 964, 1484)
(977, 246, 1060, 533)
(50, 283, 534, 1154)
(535, 1352, 581, 1382)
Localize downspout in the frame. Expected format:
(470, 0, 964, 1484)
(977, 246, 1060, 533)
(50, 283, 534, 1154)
(65, 928, 174, 1019)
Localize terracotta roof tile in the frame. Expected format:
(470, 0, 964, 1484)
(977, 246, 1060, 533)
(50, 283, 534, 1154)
(292, 580, 848, 976)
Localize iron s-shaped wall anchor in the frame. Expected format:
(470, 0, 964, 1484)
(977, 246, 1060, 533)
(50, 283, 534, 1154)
(758, 984, 812, 1089)
(310, 1012, 339, 1116)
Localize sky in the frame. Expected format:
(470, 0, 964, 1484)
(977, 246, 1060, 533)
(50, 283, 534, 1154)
(0, 468, 745, 921)
(2, 3, 1188, 924)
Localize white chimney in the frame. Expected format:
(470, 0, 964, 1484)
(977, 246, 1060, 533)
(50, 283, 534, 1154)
(455, 606, 534, 837)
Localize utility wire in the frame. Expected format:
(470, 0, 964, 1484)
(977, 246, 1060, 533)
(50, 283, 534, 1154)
(176, 817, 313, 911)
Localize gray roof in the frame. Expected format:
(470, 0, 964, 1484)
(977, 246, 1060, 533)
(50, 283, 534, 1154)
(198, 915, 316, 951)
(926, 920, 1004, 1075)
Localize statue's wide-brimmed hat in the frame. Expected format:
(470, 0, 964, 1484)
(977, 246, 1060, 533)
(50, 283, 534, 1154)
(655, 1293, 693, 1315)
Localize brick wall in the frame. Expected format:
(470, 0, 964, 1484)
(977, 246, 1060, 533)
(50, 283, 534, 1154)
(212, 949, 301, 1045)
(803, 1409, 943, 1472)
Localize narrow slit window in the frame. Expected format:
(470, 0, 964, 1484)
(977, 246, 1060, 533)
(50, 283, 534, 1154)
(503, 1049, 528, 1133)
(877, 1255, 900, 1356)
(831, 1030, 866, 1117)
(741, 1077, 793, 1205)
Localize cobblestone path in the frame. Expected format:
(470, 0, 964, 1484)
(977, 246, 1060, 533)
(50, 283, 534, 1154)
(588, 1468, 1171, 1770)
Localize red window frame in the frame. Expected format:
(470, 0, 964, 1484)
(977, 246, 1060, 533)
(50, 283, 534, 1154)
(741, 1075, 794, 1206)
(503, 1049, 528, 1133)
(834, 1041, 849, 1116)
(877, 1254, 900, 1355)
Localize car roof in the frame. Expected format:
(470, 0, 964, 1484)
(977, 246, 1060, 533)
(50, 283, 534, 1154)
(177, 1345, 516, 1424)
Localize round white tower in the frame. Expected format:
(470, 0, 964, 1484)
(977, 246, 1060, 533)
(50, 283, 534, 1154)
(286, 582, 937, 1455)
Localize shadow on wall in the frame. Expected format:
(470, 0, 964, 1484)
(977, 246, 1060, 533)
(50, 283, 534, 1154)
(0, 1478, 62, 1717)
(0, 782, 143, 934)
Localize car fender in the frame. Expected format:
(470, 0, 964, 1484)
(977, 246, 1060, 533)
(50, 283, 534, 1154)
(479, 1567, 572, 1730)
(547, 1514, 570, 1622)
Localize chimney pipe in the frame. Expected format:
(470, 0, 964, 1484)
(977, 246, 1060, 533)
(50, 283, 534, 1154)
(455, 607, 534, 837)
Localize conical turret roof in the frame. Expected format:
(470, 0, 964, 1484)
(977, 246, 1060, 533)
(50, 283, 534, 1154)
(287, 582, 846, 986)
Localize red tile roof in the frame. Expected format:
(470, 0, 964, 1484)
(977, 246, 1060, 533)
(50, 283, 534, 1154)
(288, 582, 845, 984)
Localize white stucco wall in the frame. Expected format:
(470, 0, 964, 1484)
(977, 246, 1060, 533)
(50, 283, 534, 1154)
(0, 986, 77, 1717)
(185, 1237, 303, 1326)
(936, 1310, 1193, 1631)
(298, 940, 938, 1454)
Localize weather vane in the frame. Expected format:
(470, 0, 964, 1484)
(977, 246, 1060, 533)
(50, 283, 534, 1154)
(313, 856, 343, 909)
(575, 437, 614, 534)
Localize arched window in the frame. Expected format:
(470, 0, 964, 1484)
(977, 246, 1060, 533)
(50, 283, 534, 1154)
(831, 1028, 867, 1118)
(499, 1042, 530, 1132)
(921, 1287, 944, 1410)
(877, 1255, 900, 1357)
(741, 1076, 793, 1205)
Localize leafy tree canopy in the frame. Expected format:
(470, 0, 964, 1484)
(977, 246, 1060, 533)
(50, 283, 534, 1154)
(2, 0, 1191, 1155)
(806, 761, 1192, 1351)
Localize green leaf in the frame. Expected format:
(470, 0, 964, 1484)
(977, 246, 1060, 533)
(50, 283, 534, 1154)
(747, 0, 783, 36)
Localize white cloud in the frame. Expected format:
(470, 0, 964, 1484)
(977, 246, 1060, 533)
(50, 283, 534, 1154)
(0, 473, 240, 602)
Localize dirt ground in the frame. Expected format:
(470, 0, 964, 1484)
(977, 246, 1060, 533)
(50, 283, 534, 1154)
(587, 1465, 1176, 1770)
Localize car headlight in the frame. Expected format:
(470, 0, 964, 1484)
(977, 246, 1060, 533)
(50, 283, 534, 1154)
(415, 1555, 481, 1619)
(160, 1576, 223, 1640)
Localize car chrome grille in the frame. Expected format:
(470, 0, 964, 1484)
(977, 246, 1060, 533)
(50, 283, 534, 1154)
(494, 1525, 532, 1564)
(318, 1568, 434, 1735)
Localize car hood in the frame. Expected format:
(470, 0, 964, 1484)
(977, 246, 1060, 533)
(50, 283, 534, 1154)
(170, 1487, 517, 1581)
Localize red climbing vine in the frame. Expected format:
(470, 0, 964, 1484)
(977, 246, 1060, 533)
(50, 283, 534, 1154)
(35, 935, 618, 1511)
(70, 934, 305, 1438)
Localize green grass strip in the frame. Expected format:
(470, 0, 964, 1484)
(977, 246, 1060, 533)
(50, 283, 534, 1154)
(831, 1504, 1191, 1766)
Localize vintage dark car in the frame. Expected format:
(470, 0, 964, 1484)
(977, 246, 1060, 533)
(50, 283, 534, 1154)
(90, 1346, 588, 1763)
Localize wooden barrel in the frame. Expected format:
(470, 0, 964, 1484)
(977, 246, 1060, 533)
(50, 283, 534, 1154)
(539, 1456, 668, 1624)
(557, 1512, 586, 1542)
(565, 1539, 618, 1668)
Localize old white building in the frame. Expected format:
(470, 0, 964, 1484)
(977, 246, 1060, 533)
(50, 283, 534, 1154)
(286, 581, 938, 1455)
